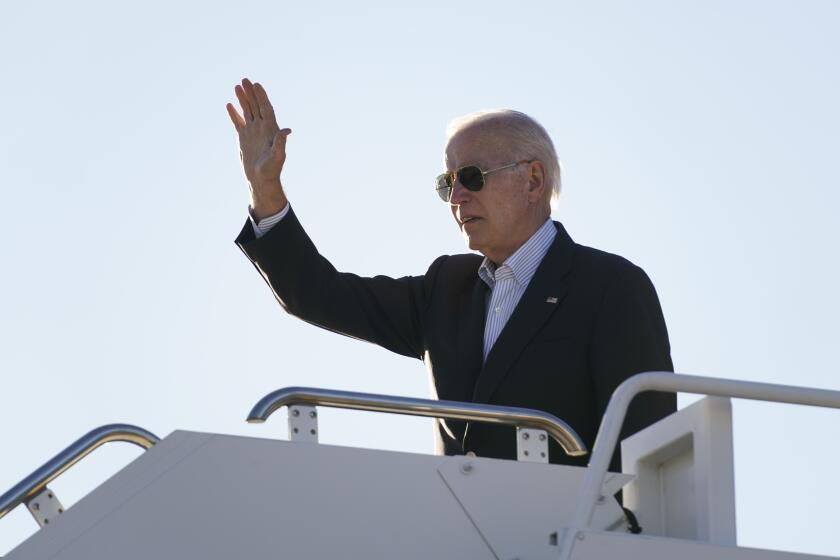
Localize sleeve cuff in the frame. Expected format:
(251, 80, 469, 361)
(249, 202, 291, 238)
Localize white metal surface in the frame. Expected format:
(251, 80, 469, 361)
(621, 396, 736, 544)
(562, 372, 840, 560)
(437, 458, 631, 559)
(568, 530, 835, 560)
(6, 431, 619, 560)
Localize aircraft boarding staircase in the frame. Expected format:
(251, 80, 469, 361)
(1, 372, 839, 559)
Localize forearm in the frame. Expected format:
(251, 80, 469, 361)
(235, 208, 428, 359)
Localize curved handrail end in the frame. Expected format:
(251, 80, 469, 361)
(0, 424, 160, 522)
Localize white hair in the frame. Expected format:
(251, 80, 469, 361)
(445, 109, 563, 209)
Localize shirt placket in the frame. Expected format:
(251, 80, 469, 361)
(483, 266, 516, 362)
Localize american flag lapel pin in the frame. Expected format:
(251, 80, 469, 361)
(546, 296, 558, 304)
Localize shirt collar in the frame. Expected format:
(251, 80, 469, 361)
(478, 218, 556, 289)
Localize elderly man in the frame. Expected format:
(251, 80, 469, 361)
(229, 78, 675, 471)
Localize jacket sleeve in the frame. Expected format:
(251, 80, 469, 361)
(235, 207, 441, 360)
(589, 264, 676, 470)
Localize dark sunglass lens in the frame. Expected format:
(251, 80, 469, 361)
(458, 166, 484, 191)
(436, 186, 452, 202)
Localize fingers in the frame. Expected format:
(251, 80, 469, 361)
(234, 84, 254, 121)
(230, 78, 282, 131)
(271, 129, 292, 160)
(226, 103, 246, 131)
(242, 79, 262, 120)
(253, 82, 275, 121)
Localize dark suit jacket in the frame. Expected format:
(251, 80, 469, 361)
(236, 208, 675, 472)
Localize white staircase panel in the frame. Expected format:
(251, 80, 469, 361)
(8, 431, 620, 560)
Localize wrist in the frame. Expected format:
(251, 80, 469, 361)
(250, 181, 287, 221)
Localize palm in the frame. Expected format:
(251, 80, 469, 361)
(241, 120, 281, 185)
(226, 79, 291, 189)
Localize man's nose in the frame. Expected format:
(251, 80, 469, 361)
(449, 180, 472, 205)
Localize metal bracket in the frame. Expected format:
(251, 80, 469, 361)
(288, 405, 319, 442)
(24, 487, 64, 527)
(516, 428, 549, 463)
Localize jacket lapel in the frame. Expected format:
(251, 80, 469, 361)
(442, 277, 487, 447)
(470, 222, 576, 405)
(457, 279, 488, 398)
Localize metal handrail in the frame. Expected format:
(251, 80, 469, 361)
(559, 371, 840, 559)
(246, 386, 588, 457)
(0, 424, 160, 521)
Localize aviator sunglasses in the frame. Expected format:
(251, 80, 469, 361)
(435, 160, 533, 202)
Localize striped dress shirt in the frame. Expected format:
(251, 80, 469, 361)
(249, 203, 290, 238)
(478, 218, 556, 361)
(249, 206, 556, 362)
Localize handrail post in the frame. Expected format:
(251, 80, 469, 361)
(558, 371, 840, 559)
(0, 424, 160, 526)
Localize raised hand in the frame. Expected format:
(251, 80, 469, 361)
(226, 78, 292, 220)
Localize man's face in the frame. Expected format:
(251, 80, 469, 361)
(445, 127, 543, 265)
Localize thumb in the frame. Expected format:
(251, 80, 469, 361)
(271, 128, 292, 156)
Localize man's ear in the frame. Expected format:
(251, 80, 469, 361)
(526, 160, 547, 203)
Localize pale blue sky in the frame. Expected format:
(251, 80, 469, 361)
(1, 0, 838, 555)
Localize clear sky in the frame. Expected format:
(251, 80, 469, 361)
(1, 0, 838, 556)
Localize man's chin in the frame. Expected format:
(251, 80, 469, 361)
(463, 233, 483, 253)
